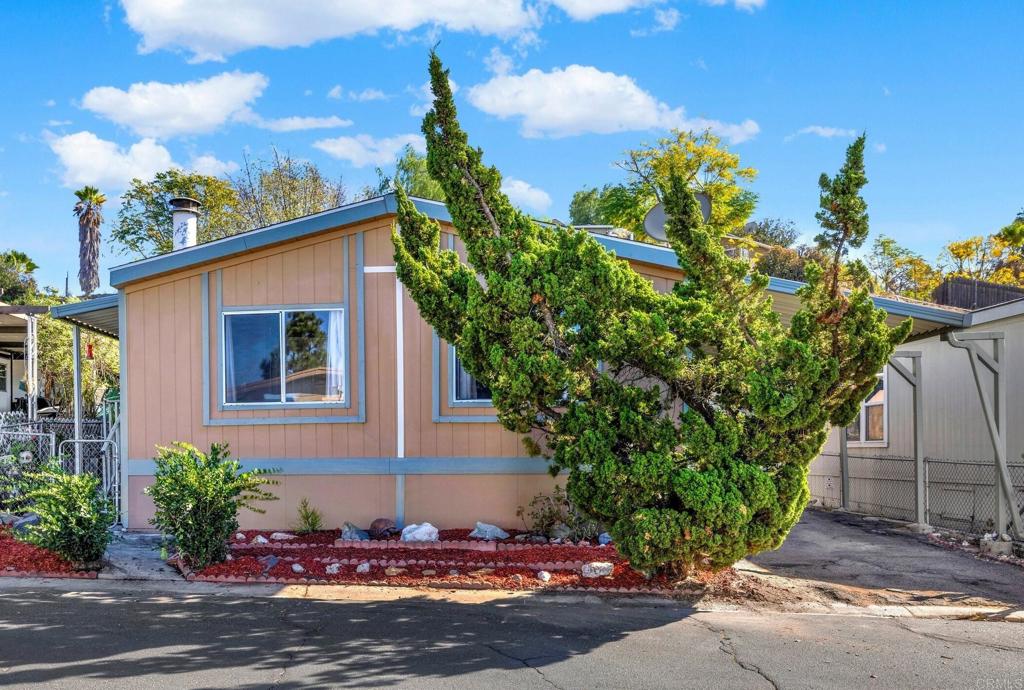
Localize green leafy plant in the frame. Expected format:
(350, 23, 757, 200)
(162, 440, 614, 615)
(394, 53, 909, 575)
(292, 497, 323, 534)
(21, 468, 114, 566)
(517, 486, 600, 541)
(0, 453, 59, 514)
(145, 442, 278, 569)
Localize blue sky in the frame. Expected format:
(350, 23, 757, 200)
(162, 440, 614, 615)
(1, 1, 1022, 293)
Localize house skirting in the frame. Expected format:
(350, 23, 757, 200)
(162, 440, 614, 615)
(125, 459, 561, 530)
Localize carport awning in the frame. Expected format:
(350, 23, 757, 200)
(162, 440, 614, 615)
(50, 294, 119, 339)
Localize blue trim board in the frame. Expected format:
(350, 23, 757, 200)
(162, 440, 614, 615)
(127, 456, 555, 476)
(50, 293, 119, 318)
(109, 193, 452, 287)
(107, 189, 965, 331)
(431, 331, 499, 423)
(201, 234, 367, 426)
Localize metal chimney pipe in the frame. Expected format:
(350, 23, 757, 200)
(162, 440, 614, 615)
(169, 197, 201, 250)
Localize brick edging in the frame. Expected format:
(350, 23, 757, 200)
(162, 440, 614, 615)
(0, 569, 98, 579)
(230, 538, 587, 552)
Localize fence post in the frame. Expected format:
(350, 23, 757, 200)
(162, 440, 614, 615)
(72, 324, 83, 475)
(839, 426, 850, 510)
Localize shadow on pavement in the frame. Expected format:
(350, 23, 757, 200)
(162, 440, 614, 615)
(0, 587, 694, 688)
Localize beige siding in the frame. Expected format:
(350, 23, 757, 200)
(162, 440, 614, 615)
(809, 314, 1024, 522)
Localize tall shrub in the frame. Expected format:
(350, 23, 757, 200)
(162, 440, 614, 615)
(145, 443, 277, 569)
(394, 53, 910, 574)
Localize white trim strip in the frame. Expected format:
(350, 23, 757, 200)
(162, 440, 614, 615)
(364, 266, 397, 273)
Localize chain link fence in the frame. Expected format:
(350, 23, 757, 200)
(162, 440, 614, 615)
(809, 451, 1024, 535)
(1, 409, 120, 516)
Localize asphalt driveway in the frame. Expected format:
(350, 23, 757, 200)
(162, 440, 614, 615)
(749, 508, 1024, 606)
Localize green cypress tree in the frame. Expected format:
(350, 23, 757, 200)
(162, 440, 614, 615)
(394, 53, 911, 574)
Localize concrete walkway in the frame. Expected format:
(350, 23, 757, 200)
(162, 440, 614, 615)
(749, 509, 1024, 607)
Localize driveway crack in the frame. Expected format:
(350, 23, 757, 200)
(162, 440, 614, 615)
(892, 619, 1024, 653)
(483, 643, 564, 690)
(695, 617, 779, 690)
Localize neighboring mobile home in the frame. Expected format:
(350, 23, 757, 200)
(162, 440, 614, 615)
(52, 193, 964, 530)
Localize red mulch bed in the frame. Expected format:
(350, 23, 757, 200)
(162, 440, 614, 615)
(234, 529, 340, 545)
(182, 530, 680, 591)
(195, 553, 665, 591)
(0, 528, 98, 579)
(230, 543, 620, 567)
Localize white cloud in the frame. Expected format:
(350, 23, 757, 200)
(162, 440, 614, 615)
(46, 119, 72, 127)
(631, 7, 681, 36)
(44, 99, 56, 107)
(501, 177, 551, 212)
(313, 133, 425, 167)
(693, 57, 708, 71)
(550, 0, 657, 21)
(409, 78, 459, 116)
(785, 125, 858, 141)
(189, 154, 239, 176)
(329, 84, 388, 102)
(304, 88, 313, 96)
(251, 115, 353, 132)
(81, 71, 268, 138)
(48, 131, 173, 189)
(121, 0, 541, 62)
(484, 46, 514, 75)
(702, 0, 765, 11)
(874, 142, 887, 153)
(468, 65, 759, 142)
(351, 88, 388, 102)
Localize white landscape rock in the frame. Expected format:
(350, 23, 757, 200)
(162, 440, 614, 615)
(400, 522, 439, 542)
(468, 522, 510, 540)
(251, 535, 269, 545)
(355, 562, 371, 574)
(536, 570, 552, 582)
(325, 563, 342, 575)
(235, 532, 246, 541)
(291, 563, 305, 573)
(581, 562, 614, 578)
(270, 532, 297, 541)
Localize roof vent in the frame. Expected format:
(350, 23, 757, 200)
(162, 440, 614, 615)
(169, 197, 201, 250)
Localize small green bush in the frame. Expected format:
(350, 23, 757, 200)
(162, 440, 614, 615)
(517, 486, 600, 541)
(1, 454, 61, 514)
(22, 468, 115, 566)
(146, 442, 277, 569)
(292, 497, 323, 534)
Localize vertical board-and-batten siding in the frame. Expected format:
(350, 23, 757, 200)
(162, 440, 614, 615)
(120, 216, 692, 526)
(808, 314, 1024, 512)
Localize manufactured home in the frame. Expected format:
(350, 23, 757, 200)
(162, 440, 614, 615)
(51, 193, 970, 530)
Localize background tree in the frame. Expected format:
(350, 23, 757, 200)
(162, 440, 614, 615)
(996, 209, 1024, 250)
(568, 130, 758, 240)
(866, 235, 942, 298)
(0, 250, 39, 304)
(394, 53, 909, 574)
(73, 186, 105, 295)
(734, 217, 799, 247)
(112, 170, 245, 257)
(393, 144, 445, 201)
(754, 244, 825, 281)
(232, 149, 347, 227)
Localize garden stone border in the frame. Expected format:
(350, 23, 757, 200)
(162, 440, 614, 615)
(0, 569, 98, 579)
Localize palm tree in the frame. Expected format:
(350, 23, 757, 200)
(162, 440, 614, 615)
(73, 186, 106, 296)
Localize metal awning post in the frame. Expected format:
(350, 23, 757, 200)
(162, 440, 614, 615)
(890, 351, 928, 531)
(944, 331, 1022, 539)
(71, 324, 83, 474)
(26, 315, 37, 421)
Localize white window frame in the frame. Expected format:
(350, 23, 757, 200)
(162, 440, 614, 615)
(847, 367, 888, 448)
(222, 307, 346, 408)
(449, 346, 493, 406)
